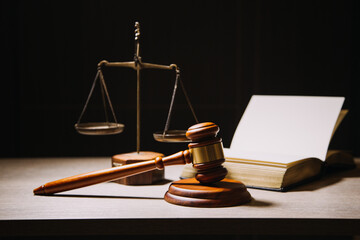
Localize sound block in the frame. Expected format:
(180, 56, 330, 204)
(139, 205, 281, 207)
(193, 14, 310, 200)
(164, 178, 252, 207)
(112, 151, 164, 185)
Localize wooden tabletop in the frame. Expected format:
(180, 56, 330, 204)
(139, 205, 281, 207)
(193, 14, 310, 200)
(0, 157, 359, 237)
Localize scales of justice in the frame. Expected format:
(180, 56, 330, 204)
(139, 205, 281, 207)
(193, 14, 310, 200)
(74, 22, 199, 183)
(34, 22, 251, 207)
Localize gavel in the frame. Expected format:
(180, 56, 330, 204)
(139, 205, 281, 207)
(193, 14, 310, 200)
(33, 122, 228, 195)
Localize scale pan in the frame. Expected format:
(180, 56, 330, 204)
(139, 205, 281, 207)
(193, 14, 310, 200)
(153, 130, 191, 143)
(75, 122, 124, 135)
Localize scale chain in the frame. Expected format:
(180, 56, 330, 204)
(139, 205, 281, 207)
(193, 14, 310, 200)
(100, 74, 109, 124)
(76, 70, 101, 124)
(76, 69, 118, 125)
(163, 70, 180, 136)
(179, 77, 199, 124)
(163, 70, 199, 136)
(99, 69, 118, 124)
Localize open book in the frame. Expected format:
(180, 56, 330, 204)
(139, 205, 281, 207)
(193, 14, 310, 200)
(181, 95, 354, 191)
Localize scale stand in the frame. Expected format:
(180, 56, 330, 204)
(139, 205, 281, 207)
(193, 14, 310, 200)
(75, 22, 198, 184)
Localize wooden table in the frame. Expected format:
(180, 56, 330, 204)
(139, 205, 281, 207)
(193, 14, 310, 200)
(0, 157, 359, 238)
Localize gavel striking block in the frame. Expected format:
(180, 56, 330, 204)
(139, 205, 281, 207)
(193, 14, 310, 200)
(33, 122, 251, 207)
(165, 122, 251, 207)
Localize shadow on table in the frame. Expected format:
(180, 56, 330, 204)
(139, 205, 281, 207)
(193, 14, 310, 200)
(246, 198, 274, 207)
(291, 166, 360, 192)
(50, 193, 164, 200)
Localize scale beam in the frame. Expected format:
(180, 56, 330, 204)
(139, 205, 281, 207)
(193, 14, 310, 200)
(97, 60, 178, 71)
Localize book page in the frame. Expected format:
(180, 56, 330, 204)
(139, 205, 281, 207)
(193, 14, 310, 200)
(227, 95, 344, 164)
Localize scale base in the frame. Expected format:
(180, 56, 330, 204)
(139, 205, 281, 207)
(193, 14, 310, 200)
(112, 151, 164, 185)
(164, 178, 252, 207)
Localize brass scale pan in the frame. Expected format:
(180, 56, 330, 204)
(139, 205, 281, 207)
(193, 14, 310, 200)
(74, 69, 125, 136)
(75, 122, 124, 136)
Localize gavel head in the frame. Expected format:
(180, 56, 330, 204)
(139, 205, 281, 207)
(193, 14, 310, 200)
(186, 122, 228, 184)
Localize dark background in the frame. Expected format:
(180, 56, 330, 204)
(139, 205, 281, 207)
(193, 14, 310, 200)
(2, 0, 359, 158)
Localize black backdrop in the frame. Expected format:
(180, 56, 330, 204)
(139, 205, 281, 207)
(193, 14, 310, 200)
(2, 0, 359, 158)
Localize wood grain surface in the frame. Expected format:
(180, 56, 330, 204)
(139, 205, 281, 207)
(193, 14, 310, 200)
(0, 157, 359, 237)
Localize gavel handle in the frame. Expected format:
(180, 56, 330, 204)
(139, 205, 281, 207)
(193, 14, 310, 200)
(33, 150, 191, 195)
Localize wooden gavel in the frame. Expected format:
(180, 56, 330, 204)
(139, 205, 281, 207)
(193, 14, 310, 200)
(33, 122, 228, 195)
